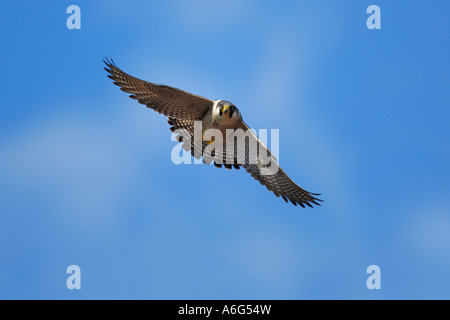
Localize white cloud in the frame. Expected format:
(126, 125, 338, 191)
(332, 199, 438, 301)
(170, 0, 251, 31)
(405, 205, 450, 264)
(0, 106, 161, 234)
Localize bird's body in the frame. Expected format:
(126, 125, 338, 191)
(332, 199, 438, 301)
(200, 100, 242, 149)
(104, 58, 322, 207)
(201, 100, 239, 138)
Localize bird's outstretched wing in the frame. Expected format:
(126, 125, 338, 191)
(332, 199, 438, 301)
(168, 118, 322, 207)
(234, 122, 322, 207)
(104, 58, 214, 120)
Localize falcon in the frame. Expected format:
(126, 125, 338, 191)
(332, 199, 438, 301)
(104, 58, 322, 207)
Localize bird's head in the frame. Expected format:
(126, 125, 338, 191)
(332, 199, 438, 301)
(212, 100, 241, 123)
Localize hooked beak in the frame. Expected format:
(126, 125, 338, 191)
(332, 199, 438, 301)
(223, 105, 229, 113)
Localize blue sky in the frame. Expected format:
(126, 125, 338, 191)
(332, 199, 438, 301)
(0, 1, 449, 299)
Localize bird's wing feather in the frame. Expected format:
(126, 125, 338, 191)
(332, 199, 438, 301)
(234, 122, 322, 207)
(104, 58, 214, 120)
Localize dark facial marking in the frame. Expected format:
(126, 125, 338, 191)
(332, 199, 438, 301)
(229, 106, 235, 118)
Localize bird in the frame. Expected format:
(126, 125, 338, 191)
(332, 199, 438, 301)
(104, 58, 322, 207)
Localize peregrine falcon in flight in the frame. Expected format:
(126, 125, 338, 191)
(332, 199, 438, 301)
(104, 58, 322, 207)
